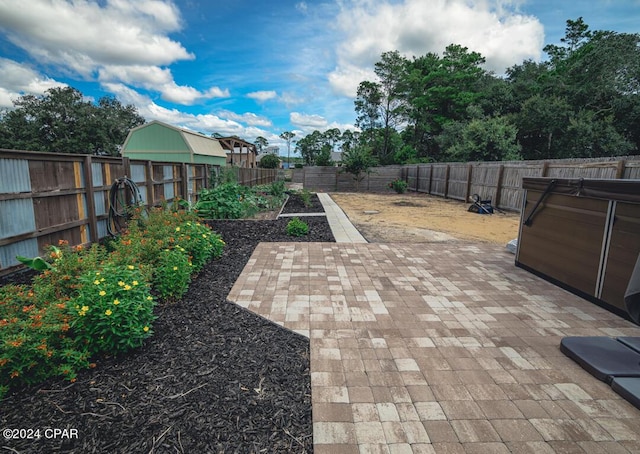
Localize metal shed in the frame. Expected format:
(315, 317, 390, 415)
(516, 177, 640, 319)
(121, 120, 227, 166)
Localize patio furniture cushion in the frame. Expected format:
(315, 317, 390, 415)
(560, 336, 640, 383)
(611, 377, 640, 410)
(617, 337, 640, 354)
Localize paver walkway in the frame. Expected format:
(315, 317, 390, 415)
(227, 194, 640, 453)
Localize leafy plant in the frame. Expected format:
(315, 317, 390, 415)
(192, 183, 247, 219)
(31, 241, 109, 304)
(173, 221, 225, 272)
(0, 284, 89, 397)
(300, 189, 312, 208)
(269, 180, 286, 199)
(69, 263, 155, 355)
(388, 178, 408, 194)
(152, 249, 191, 301)
(286, 217, 309, 237)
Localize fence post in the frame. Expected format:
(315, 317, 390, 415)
(495, 164, 505, 208)
(415, 165, 420, 193)
(616, 160, 626, 179)
(180, 163, 189, 202)
(82, 155, 99, 243)
(428, 165, 433, 194)
(465, 164, 472, 202)
(145, 160, 155, 207)
(123, 156, 131, 179)
(541, 161, 549, 177)
(444, 165, 450, 198)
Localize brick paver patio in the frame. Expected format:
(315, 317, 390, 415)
(227, 200, 640, 453)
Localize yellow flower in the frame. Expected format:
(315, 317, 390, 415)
(105, 309, 112, 316)
(81, 305, 89, 312)
(173, 266, 178, 271)
(127, 265, 134, 270)
(93, 280, 100, 285)
(132, 280, 139, 286)
(146, 296, 153, 301)
(124, 285, 132, 291)
(118, 281, 125, 287)
(100, 277, 105, 282)
(95, 272, 101, 276)
(143, 326, 149, 332)
(175, 227, 181, 232)
(99, 290, 106, 296)
(113, 299, 120, 305)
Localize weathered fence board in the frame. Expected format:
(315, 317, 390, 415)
(0, 149, 276, 274)
(291, 155, 640, 213)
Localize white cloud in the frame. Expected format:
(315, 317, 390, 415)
(0, 58, 67, 107)
(290, 112, 328, 130)
(247, 90, 278, 102)
(289, 111, 356, 135)
(101, 82, 272, 140)
(0, 0, 192, 75)
(0, 0, 203, 104)
(98, 65, 229, 105)
(329, 0, 544, 97)
(218, 110, 273, 127)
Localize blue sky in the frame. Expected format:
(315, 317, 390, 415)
(0, 0, 638, 155)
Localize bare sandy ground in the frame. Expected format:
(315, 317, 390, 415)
(329, 192, 521, 245)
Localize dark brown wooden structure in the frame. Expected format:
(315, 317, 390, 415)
(0, 150, 276, 275)
(516, 177, 640, 319)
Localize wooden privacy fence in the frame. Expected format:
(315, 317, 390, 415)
(404, 156, 640, 211)
(0, 150, 276, 274)
(295, 156, 640, 211)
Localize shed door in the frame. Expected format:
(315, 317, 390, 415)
(600, 202, 640, 310)
(518, 191, 608, 297)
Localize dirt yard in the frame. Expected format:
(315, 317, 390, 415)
(330, 192, 521, 245)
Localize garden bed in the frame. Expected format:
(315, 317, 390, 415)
(280, 192, 324, 215)
(0, 213, 333, 452)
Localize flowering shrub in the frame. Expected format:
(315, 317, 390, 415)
(388, 178, 408, 194)
(69, 263, 155, 355)
(31, 240, 109, 303)
(173, 221, 225, 272)
(286, 217, 309, 237)
(153, 249, 191, 301)
(0, 284, 89, 398)
(0, 204, 225, 398)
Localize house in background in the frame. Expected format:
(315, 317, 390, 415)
(121, 120, 227, 166)
(217, 136, 258, 168)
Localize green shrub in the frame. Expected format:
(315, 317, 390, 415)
(192, 183, 247, 219)
(269, 180, 286, 199)
(173, 221, 225, 272)
(388, 178, 408, 194)
(0, 204, 226, 398)
(152, 249, 191, 301)
(286, 217, 309, 237)
(31, 240, 109, 303)
(0, 285, 89, 398)
(300, 189, 312, 208)
(69, 263, 155, 355)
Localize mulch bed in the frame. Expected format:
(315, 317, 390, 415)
(0, 196, 334, 453)
(280, 193, 324, 214)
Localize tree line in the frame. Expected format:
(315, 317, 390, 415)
(297, 18, 640, 167)
(0, 87, 145, 156)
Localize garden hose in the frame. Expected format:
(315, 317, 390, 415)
(107, 177, 143, 237)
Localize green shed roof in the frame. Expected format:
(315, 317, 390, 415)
(121, 120, 227, 164)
